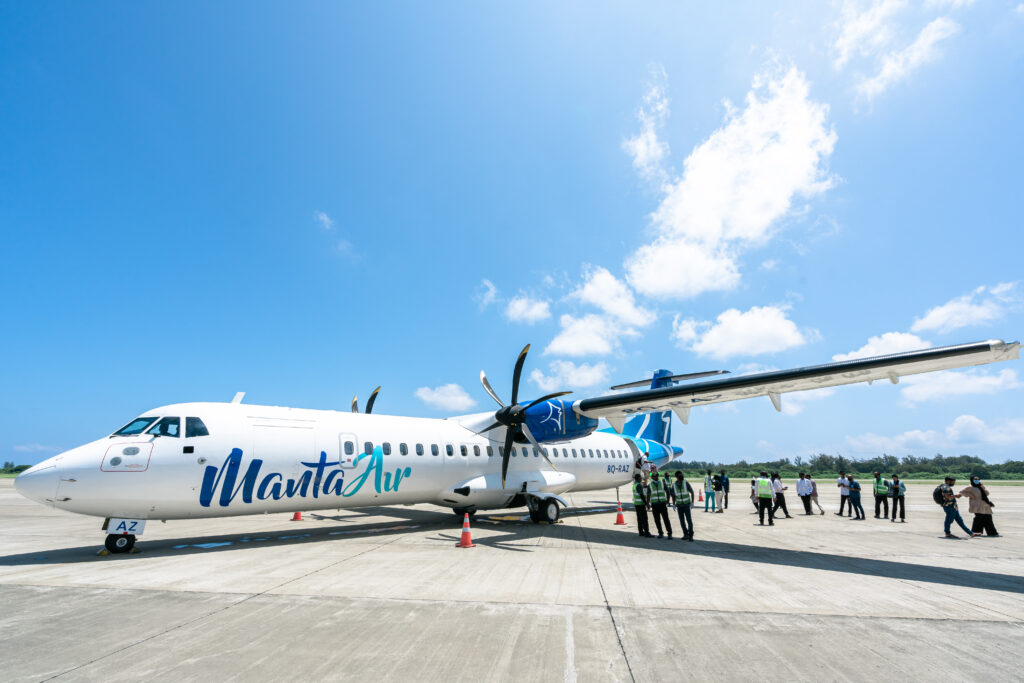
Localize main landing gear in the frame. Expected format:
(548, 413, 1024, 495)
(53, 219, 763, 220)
(527, 498, 560, 524)
(104, 534, 136, 554)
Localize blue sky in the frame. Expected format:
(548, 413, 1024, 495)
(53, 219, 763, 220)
(2, 1, 1022, 466)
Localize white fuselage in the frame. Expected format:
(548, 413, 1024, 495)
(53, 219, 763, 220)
(16, 402, 661, 521)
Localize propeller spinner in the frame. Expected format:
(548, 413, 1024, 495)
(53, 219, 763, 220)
(477, 344, 571, 487)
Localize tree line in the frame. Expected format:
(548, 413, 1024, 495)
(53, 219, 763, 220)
(2, 462, 31, 474)
(663, 453, 1024, 480)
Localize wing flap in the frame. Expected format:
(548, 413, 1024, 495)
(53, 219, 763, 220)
(577, 340, 1019, 420)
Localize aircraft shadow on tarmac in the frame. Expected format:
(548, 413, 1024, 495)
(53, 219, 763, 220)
(2, 504, 1022, 595)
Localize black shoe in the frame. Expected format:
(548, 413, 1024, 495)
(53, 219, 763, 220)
(688, 536, 694, 542)
(833, 512, 842, 516)
(658, 534, 664, 538)
(769, 522, 774, 526)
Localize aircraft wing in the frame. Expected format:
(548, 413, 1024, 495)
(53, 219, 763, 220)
(576, 339, 1020, 432)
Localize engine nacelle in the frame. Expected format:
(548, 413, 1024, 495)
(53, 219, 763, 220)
(522, 399, 598, 443)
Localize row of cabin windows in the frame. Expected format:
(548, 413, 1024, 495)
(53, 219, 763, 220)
(342, 440, 630, 459)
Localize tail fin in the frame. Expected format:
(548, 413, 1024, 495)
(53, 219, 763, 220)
(621, 369, 674, 443)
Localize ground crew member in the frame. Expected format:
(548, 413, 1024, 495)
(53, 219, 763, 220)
(847, 474, 866, 520)
(632, 474, 652, 538)
(672, 471, 694, 541)
(890, 474, 906, 522)
(720, 469, 730, 509)
(649, 471, 673, 538)
(872, 471, 891, 518)
(704, 469, 716, 512)
(756, 471, 776, 526)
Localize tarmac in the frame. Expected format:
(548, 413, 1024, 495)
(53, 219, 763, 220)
(1, 478, 1022, 682)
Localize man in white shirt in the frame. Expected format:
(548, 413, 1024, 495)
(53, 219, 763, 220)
(835, 471, 851, 517)
(796, 473, 813, 515)
(771, 473, 793, 519)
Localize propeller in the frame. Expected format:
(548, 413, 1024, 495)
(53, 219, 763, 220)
(477, 344, 571, 487)
(351, 386, 382, 414)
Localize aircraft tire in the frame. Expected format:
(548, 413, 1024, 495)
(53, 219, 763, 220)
(105, 534, 135, 554)
(528, 508, 541, 523)
(540, 500, 560, 524)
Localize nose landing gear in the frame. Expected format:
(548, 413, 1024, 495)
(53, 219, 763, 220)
(104, 534, 136, 554)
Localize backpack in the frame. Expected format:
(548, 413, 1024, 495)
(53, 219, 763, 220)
(932, 486, 944, 505)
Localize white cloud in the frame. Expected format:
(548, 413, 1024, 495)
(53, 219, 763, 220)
(314, 210, 334, 230)
(847, 414, 1024, 453)
(570, 266, 655, 327)
(13, 443, 59, 453)
(622, 65, 670, 182)
(1017, 3, 1024, 15)
(505, 295, 552, 324)
(856, 17, 960, 100)
(760, 259, 779, 271)
(530, 360, 611, 393)
(911, 282, 1018, 334)
(625, 66, 836, 299)
(475, 279, 498, 310)
(900, 368, 1021, 404)
(924, 0, 976, 8)
(781, 388, 838, 416)
(832, 331, 931, 361)
(676, 305, 815, 360)
(833, 0, 907, 69)
(544, 314, 637, 357)
(414, 384, 477, 412)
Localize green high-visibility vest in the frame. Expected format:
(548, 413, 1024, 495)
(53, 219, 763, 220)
(632, 482, 646, 506)
(756, 478, 773, 498)
(874, 479, 889, 495)
(650, 479, 667, 504)
(673, 480, 692, 505)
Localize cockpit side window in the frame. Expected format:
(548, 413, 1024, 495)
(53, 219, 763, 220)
(112, 416, 158, 437)
(185, 417, 210, 437)
(147, 416, 180, 438)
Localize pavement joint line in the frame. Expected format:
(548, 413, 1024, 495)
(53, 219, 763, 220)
(571, 496, 636, 683)
(40, 533, 406, 681)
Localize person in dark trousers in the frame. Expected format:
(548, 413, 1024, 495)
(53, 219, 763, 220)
(959, 476, 999, 537)
(890, 474, 906, 522)
(720, 470, 730, 509)
(755, 471, 775, 525)
(631, 474, 652, 538)
(672, 471, 695, 541)
(749, 478, 759, 512)
(796, 472, 813, 514)
(835, 470, 851, 517)
(771, 472, 793, 518)
(872, 471, 891, 518)
(712, 472, 725, 513)
(648, 471, 673, 538)
(938, 476, 978, 538)
(847, 474, 866, 520)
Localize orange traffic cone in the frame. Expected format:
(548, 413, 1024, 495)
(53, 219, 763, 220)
(614, 502, 627, 525)
(456, 513, 476, 548)
(291, 511, 303, 521)
(698, 489, 704, 503)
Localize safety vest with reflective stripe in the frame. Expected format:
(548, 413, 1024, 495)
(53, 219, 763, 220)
(874, 479, 889, 495)
(649, 479, 667, 504)
(756, 478, 774, 498)
(705, 476, 714, 493)
(672, 480, 691, 505)
(632, 482, 646, 506)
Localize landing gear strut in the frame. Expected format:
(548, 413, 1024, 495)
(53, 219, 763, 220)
(104, 534, 136, 554)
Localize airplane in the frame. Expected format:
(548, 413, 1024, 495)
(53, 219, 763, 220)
(14, 339, 1020, 554)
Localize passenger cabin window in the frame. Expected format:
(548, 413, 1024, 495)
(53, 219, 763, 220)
(400, 443, 408, 456)
(473, 445, 480, 456)
(416, 444, 424, 456)
(446, 444, 454, 456)
(486, 446, 493, 457)
(148, 417, 180, 438)
(113, 416, 157, 437)
(382, 442, 392, 456)
(431, 444, 439, 456)
(344, 441, 355, 455)
(185, 417, 209, 438)
(460, 445, 467, 456)
(364, 442, 373, 455)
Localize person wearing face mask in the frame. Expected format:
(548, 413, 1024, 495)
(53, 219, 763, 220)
(959, 476, 999, 537)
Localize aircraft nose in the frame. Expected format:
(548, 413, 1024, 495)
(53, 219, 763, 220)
(14, 461, 60, 506)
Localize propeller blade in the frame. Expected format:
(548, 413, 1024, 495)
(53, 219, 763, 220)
(522, 424, 558, 473)
(509, 344, 530, 406)
(501, 428, 515, 488)
(365, 386, 381, 414)
(479, 371, 505, 408)
(473, 421, 503, 436)
(523, 391, 572, 410)
(351, 396, 359, 413)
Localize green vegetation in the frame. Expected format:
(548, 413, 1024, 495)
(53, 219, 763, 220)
(664, 453, 1024, 482)
(1, 461, 31, 476)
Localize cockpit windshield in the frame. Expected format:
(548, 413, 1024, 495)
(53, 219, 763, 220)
(112, 416, 158, 437)
(146, 416, 180, 438)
